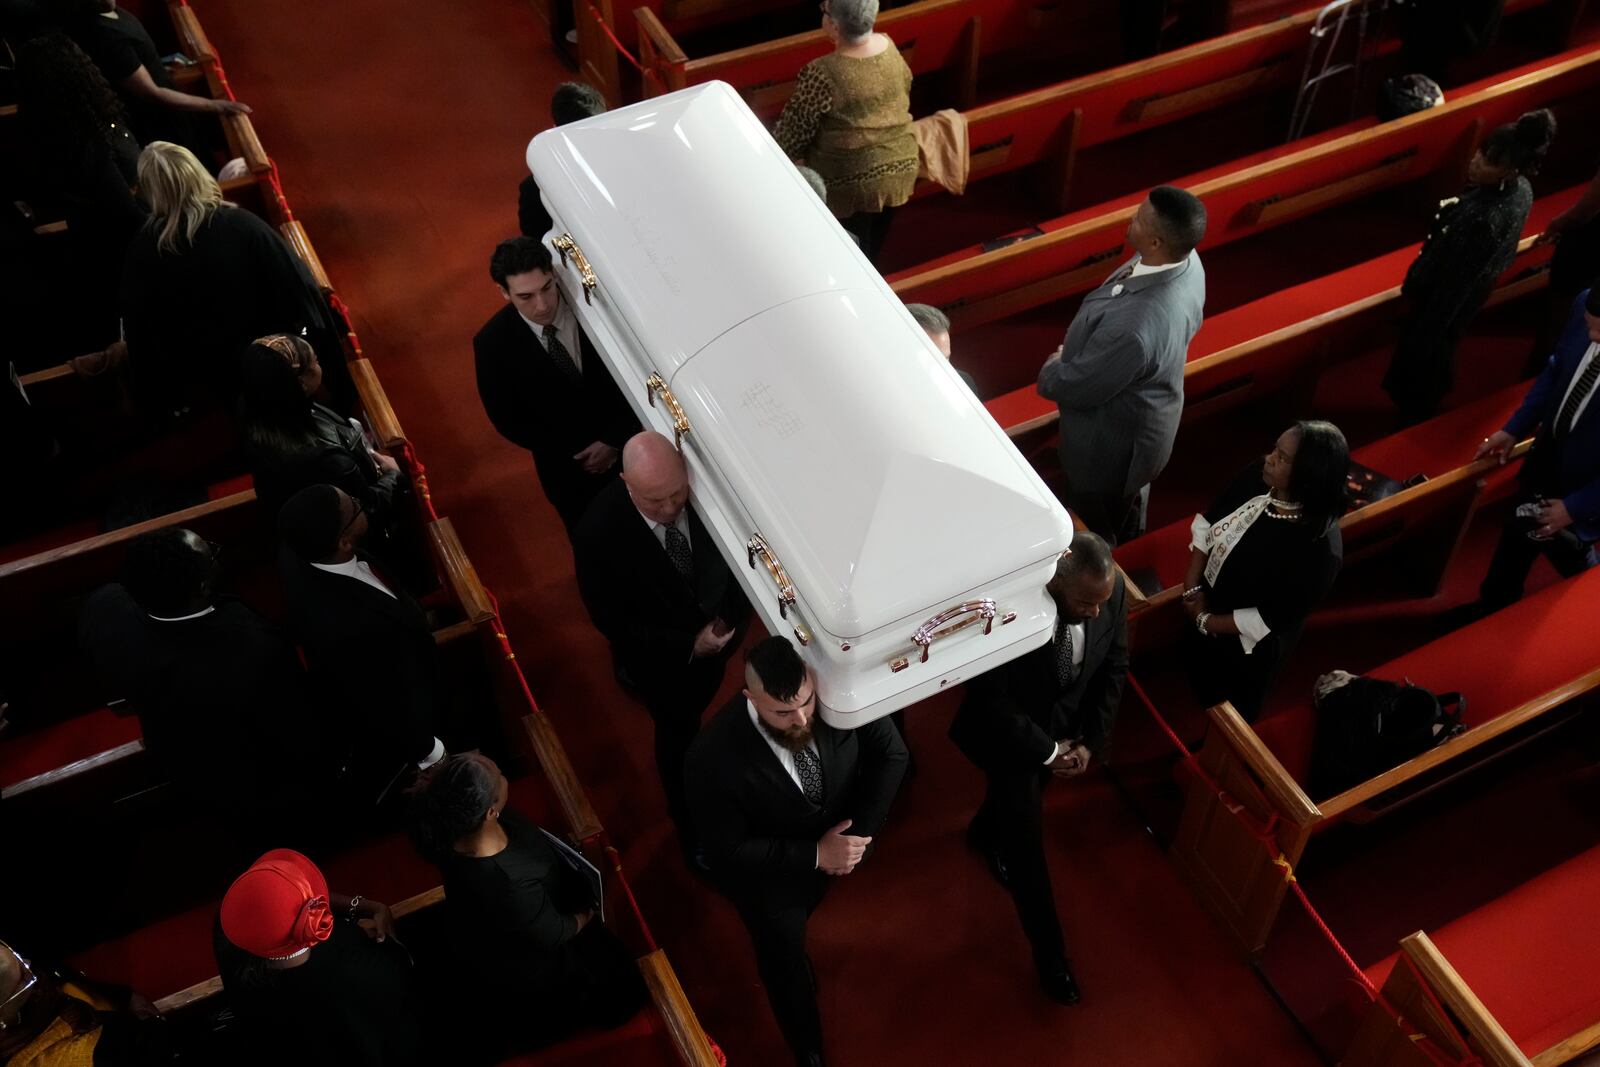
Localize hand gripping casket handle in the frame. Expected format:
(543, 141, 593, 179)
(911, 599, 997, 664)
(746, 533, 798, 622)
(645, 373, 693, 452)
(550, 232, 597, 305)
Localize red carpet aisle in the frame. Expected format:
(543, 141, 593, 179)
(188, 2, 1320, 1060)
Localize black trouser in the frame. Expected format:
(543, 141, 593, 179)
(1479, 511, 1595, 607)
(636, 656, 730, 836)
(1383, 298, 1480, 424)
(971, 766, 1066, 964)
(840, 207, 897, 264)
(1065, 485, 1148, 547)
(730, 874, 831, 1060)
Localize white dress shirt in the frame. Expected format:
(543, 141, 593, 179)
(1127, 255, 1182, 279)
(748, 699, 824, 869)
(147, 606, 217, 623)
(517, 299, 582, 372)
(311, 557, 397, 599)
(1555, 342, 1600, 431)
(1042, 619, 1087, 765)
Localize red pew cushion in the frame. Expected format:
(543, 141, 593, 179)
(1253, 564, 1600, 790)
(1364, 843, 1600, 1058)
(0, 709, 142, 790)
(502, 1010, 677, 1065)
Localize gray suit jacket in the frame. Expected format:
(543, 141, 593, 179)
(1037, 250, 1206, 496)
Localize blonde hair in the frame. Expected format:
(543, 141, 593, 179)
(137, 141, 228, 253)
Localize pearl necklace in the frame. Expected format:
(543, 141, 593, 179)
(1265, 497, 1302, 521)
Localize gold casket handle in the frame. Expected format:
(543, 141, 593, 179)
(911, 599, 997, 664)
(550, 232, 597, 305)
(746, 533, 798, 620)
(645, 373, 692, 452)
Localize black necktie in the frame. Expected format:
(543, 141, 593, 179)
(1055, 617, 1078, 688)
(794, 746, 824, 804)
(663, 523, 693, 580)
(542, 324, 582, 383)
(1555, 352, 1600, 438)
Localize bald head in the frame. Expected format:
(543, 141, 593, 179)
(621, 431, 690, 525)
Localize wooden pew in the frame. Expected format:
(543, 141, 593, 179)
(889, 42, 1600, 330)
(1170, 564, 1600, 953)
(148, 880, 721, 1066)
(1347, 862, 1600, 1066)
(981, 183, 1580, 438)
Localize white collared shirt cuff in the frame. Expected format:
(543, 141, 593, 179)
(416, 737, 446, 769)
(1233, 609, 1270, 655)
(1043, 742, 1059, 766)
(815, 845, 820, 870)
(1189, 514, 1213, 553)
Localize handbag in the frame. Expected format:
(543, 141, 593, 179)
(1307, 671, 1466, 799)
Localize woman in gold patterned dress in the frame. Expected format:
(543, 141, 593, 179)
(772, 0, 917, 261)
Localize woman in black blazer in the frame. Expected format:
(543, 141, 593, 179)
(407, 755, 645, 1059)
(1180, 420, 1349, 721)
(237, 333, 403, 525)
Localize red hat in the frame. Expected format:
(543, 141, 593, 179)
(220, 849, 335, 959)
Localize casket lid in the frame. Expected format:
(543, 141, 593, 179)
(527, 82, 871, 373)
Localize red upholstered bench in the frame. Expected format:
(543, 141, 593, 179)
(0, 708, 142, 792)
(1350, 845, 1600, 1065)
(1171, 566, 1600, 953)
(503, 1008, 677, 1066)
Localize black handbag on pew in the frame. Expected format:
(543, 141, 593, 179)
(1307, 671, 1466, 799)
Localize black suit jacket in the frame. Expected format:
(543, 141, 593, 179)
(949, 574, 1129, 769)
(572, 479, 750, 683)
(473, 303, 639, 526)
(686, 695, 909, 881)
(78, 586, 315, 788)
(278, 548, 438, 766)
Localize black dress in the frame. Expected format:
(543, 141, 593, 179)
(121, 206, 339, 414)
(69, 5, 200, 151)
(1384, 176, 1533, 420)
(437, 810, 645, 1056)
(1186, 462, 1343, 721)
(213, 916, 426, 1067)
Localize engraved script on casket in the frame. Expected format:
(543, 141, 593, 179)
(739, 381, 804, 440)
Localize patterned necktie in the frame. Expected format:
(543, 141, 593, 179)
(663, 523, 693, 580)
(794, 746, 824, 804)
(1555, 351, 1600, 438)
(1108, 261, 1136, 287)
(542, 324, 582, 383)
(1055, 617, 1078, 688)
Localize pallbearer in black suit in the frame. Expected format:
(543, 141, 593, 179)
(572, 431, 750, 841)
(949, 534, 1128, 1006)
(686, 637, 909, 1067)
(474, 236, 640, 537)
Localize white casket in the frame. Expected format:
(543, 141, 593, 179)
(527, 81, 1073, 728)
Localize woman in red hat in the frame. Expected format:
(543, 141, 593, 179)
(212, 849, 423, 1067)
(408, 754, 646, 1057)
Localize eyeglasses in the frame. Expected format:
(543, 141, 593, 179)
(0, 953, 38, 1030)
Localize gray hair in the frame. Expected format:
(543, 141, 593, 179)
(905, 303, 949, 335)
(796, 165, 828, 202)
(829, 0, 878, 40)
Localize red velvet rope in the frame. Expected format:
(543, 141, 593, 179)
(581, 2, 666, 86)
(1125, 676, 1483, 1066)
(604, 845, 660, 953)
(400, 441, 439, 523)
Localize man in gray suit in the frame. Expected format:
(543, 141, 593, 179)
(1037, 186, 1208, 544)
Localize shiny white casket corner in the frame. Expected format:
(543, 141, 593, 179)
(526, 81, 1074, 728)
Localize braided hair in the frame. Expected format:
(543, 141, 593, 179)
(408, 755, 499, 864)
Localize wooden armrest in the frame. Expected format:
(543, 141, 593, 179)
(0, 104, 17, 119)
(19, 362, 77, 388)
(427, 518, 495, 625)
(1399, 933, 1529, 1065)
(169, 64, 206, 91)
(1319, 664, 1600, 818)
(635, 7, 688, 65)
(34, 220, 69, 235)
(1205, 702, 1321, 828)
(1534, 1021, 1600, 1065)
(391, 884, 445, 918)
(225, 113, 271, 175)
(0, 740, 146, 801)
(279, 220, 333, 294)
(169, 4, 216, 64)
(520, 713, 604, 843)
(637, 950, 721, 1067)
(348, 359, 406, 450)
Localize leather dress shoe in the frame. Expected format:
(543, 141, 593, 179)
(1036, 958, 1081, 1006)
(964, 821, 1011, 889)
